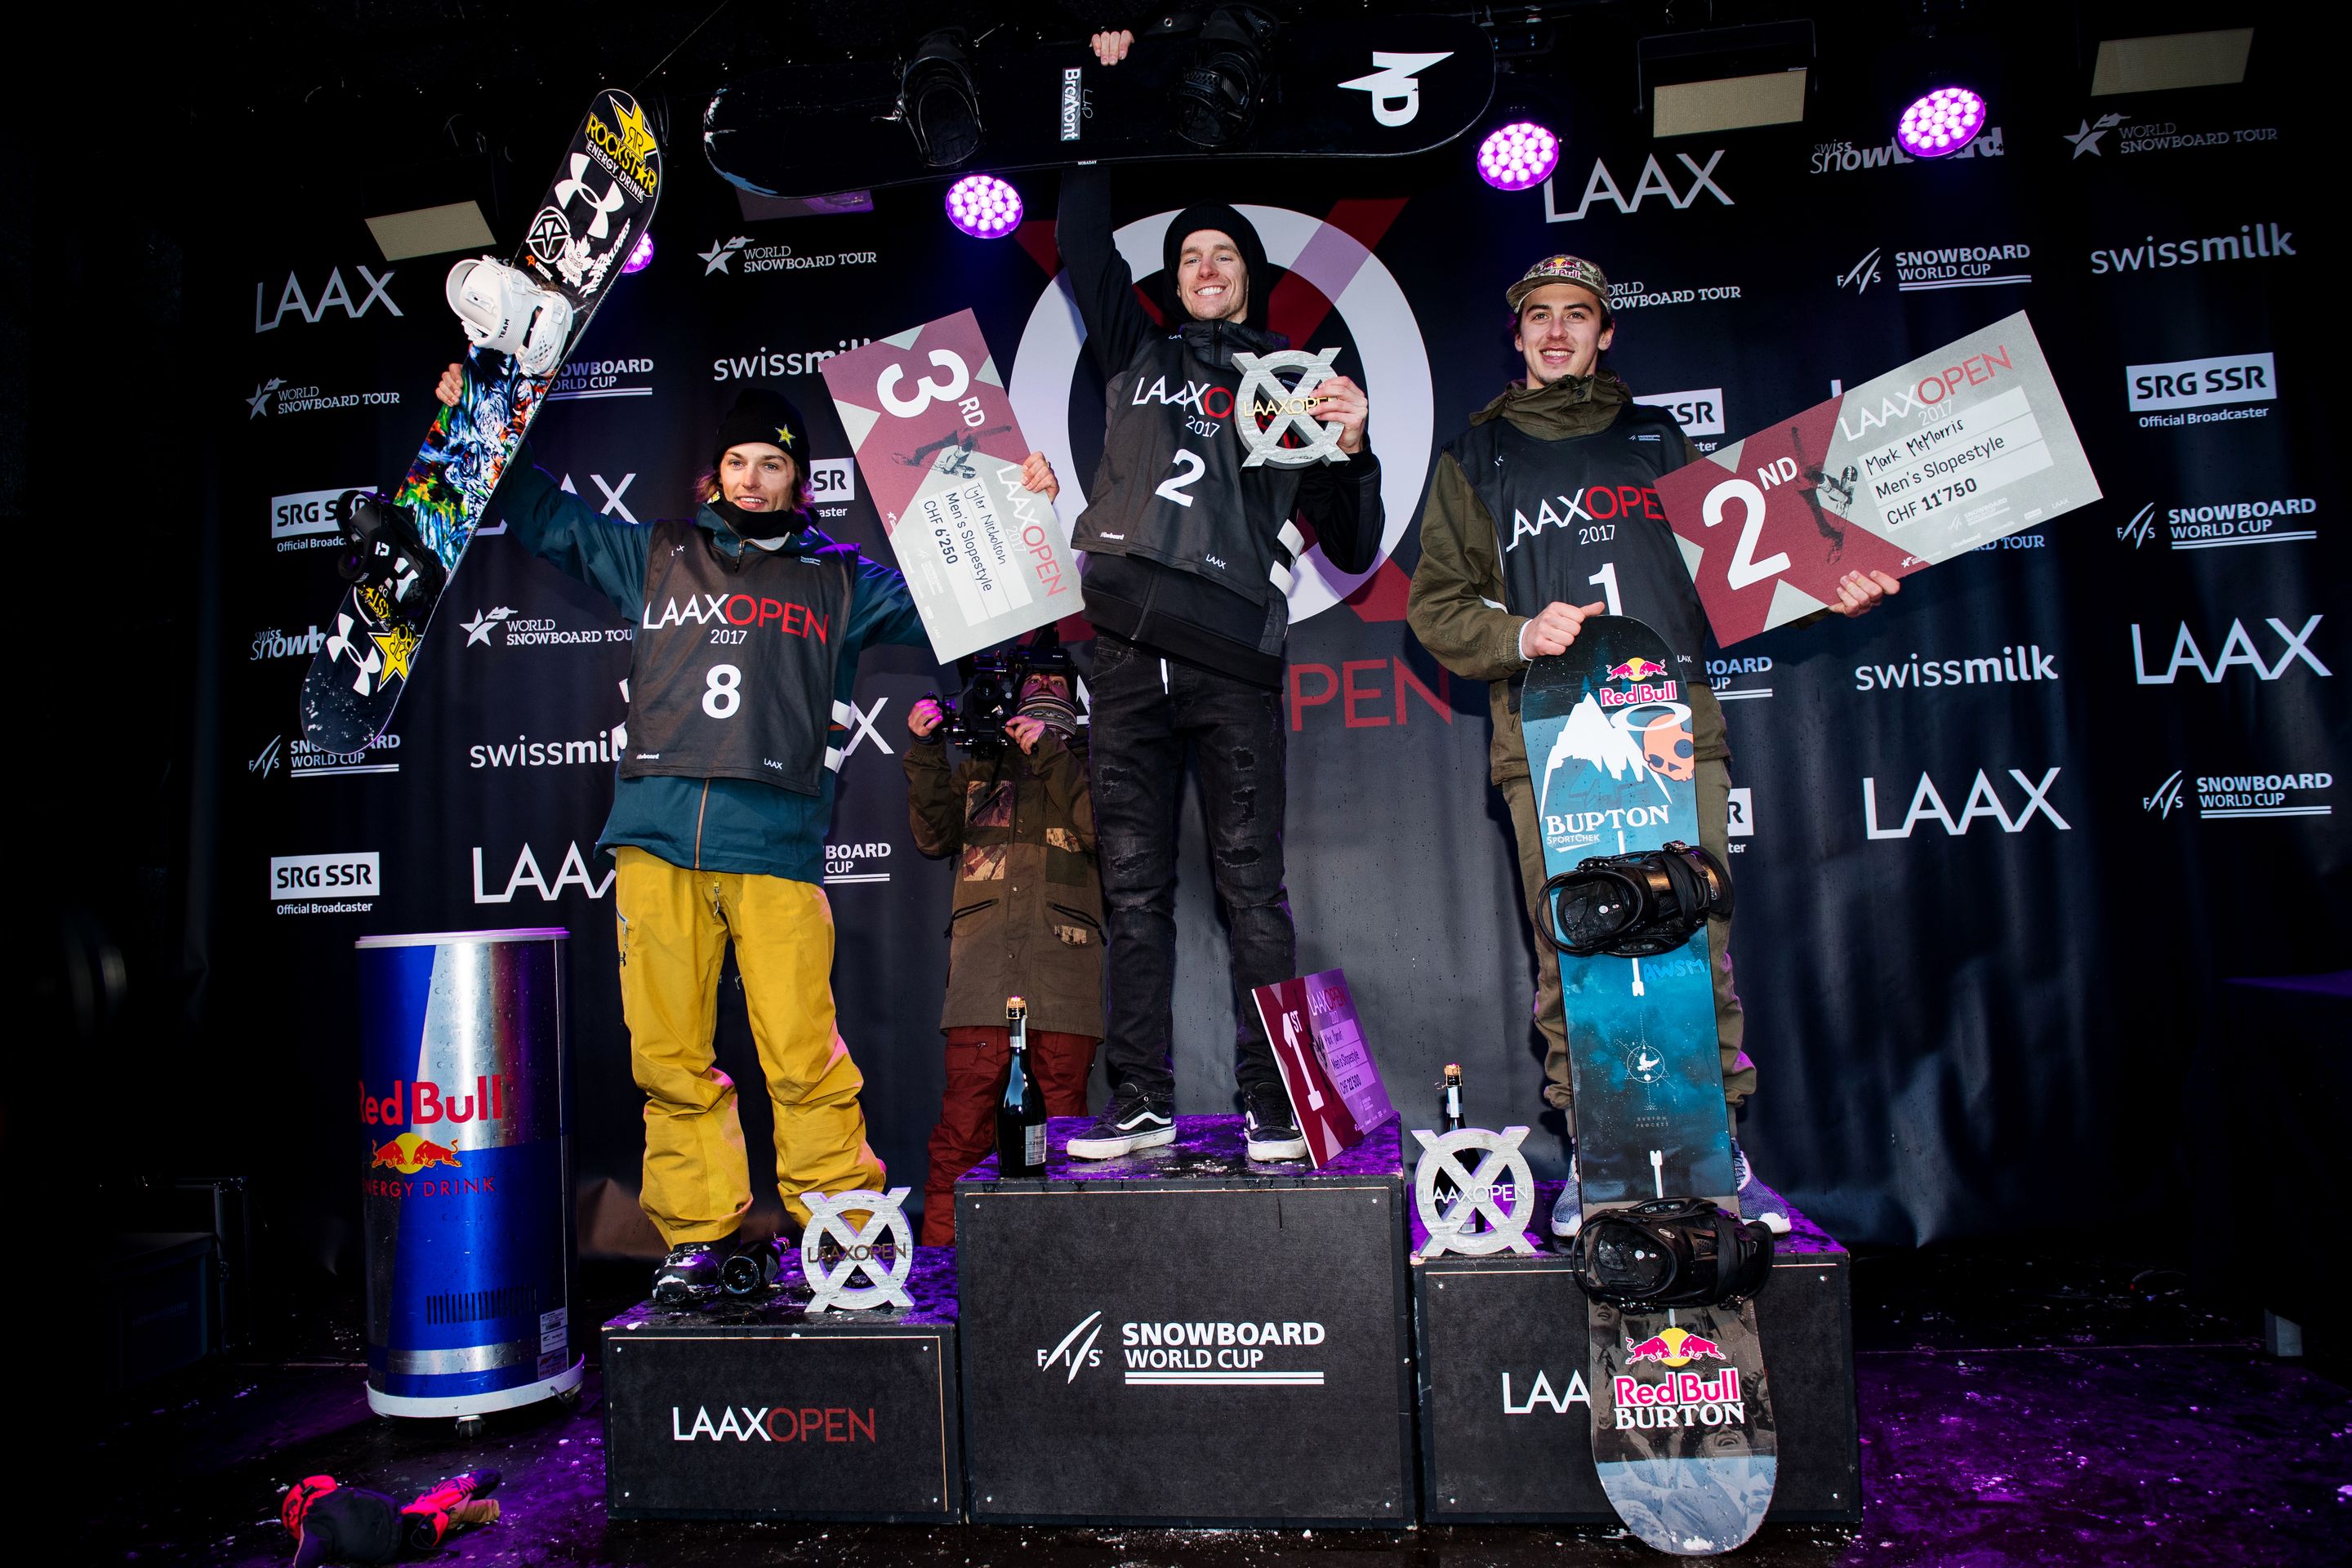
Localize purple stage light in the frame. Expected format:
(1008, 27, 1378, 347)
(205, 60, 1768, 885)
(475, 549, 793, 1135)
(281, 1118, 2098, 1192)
(1476, 121, 1561, 191)
(1896, 87, 1986, 158)
(622, 231, 655, 274)
(946, 174, 1023, 238)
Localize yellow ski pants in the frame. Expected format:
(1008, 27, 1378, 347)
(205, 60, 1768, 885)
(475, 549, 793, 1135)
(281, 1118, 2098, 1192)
(613, 846, 885, 1245)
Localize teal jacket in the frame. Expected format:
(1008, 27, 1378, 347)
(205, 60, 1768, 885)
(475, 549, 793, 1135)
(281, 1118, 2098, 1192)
(494, 452, 928, 884)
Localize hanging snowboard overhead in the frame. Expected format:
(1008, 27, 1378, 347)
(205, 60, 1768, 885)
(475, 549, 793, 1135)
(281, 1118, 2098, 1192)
(702, 10, 1495, 199)
(300, 87, 662, 755)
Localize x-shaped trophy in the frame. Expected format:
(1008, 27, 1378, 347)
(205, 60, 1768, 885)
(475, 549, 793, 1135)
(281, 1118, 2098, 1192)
(800, 1187, 916, 1311)
(1413, 1125, 1537, 1257)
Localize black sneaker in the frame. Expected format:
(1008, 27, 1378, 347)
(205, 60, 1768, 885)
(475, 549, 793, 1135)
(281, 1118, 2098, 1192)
(1242, 1083, 1307, 1162)
(1549, 1146, 1584, 1238)
(1066, 1084, 1176, 1160)
(652, 1233, 735, 1308)
(1730, 1137, 1752, 1192)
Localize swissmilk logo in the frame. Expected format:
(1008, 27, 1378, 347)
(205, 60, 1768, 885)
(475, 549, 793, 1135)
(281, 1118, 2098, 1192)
(2090, 222, 2295, 275)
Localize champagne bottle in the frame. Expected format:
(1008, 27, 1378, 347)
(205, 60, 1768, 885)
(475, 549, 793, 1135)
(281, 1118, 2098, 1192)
(1431, 1062, 1468, 1225)
(997, 996, 1049, 1176)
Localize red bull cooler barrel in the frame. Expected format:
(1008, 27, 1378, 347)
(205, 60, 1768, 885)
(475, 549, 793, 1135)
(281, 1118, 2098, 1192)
(356, 928, 580, 1419)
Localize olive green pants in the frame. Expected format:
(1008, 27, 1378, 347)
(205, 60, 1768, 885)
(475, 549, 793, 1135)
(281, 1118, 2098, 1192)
(1500, 760, 1754, 1127)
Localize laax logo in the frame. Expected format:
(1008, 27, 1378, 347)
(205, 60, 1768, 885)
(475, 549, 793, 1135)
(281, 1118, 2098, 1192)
(2125, 351, 2276, 426)
(1545, 150, 1731, 222)
(254, 266, 400, 332)
(2130, 616, 2329, 684)
(1862, 768, 2069, 839)
(670, 1405, 879, 1444)
(1838, 247, 1882, 294)
(2120, 497, 2319, 551)
(1853, 643, 2060, 692)
(470, 842, 614, 903)
(1811, 126, 2005, 173)
(1338, 50, 1453, 127)
(2144, 766, 2334, 823)
(1503, 1367, 1592, 1414)
(1633, 388, 1726, 439)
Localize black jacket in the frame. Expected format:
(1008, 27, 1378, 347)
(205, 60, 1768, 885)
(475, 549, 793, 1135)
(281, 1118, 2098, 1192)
(1057, 167, 1383, 688)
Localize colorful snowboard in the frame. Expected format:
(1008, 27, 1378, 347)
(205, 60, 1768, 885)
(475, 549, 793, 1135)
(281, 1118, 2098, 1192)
(301, 87, 662, 754)
(1521, 617, 1775, 1555)
(704, 16, 1493, 198)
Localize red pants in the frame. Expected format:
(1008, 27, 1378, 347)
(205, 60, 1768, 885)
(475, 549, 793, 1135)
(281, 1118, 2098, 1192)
(922, 1026, 1097, 1245)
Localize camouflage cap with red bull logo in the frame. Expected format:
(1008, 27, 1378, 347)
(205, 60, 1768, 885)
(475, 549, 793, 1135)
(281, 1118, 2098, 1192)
(1507, 254, 1614, 322)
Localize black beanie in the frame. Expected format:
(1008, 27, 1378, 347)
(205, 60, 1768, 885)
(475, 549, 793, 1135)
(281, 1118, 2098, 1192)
(714, 385, 810, 466)
(1161, 203, 1272, 330)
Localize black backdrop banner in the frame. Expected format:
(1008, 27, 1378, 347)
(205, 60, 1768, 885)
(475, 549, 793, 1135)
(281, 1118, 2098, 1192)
(215, 69, 2343, 1259)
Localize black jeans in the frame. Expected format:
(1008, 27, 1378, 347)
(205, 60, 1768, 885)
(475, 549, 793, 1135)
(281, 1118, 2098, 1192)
(1086, 632, 1294, 1098)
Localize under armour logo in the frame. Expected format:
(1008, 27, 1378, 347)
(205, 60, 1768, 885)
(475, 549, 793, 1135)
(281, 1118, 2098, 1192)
(554, 154, 625, 238)
(326, 612, 383, 695)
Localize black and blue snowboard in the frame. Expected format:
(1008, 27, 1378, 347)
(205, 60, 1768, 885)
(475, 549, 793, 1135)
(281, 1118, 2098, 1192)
(704, 15, 1493, 198)
(301, 87, 662, 754)
(1522, 617, 1775, 1556)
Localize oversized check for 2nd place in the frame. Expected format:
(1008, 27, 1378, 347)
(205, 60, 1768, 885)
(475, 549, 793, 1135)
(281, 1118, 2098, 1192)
(819, 310, 1083, 664)
(1658, 311, 2100, 645)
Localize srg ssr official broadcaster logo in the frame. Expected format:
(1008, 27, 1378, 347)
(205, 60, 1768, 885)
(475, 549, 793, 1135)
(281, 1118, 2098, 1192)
(271, 852, 380, 915)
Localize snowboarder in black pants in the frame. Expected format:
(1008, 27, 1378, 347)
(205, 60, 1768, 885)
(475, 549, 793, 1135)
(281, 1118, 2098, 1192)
(1058, 24, 1385, 1161)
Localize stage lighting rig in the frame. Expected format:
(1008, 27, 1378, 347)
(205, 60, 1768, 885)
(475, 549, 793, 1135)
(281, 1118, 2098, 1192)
(1475, 119, 1560, 191)
(946, 173, 1023, 238)
(899, 28, 984, 168)
(1895, 85, 1985, 158)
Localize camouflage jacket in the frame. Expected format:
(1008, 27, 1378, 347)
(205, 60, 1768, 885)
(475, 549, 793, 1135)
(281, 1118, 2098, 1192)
(904, 732, 1104, 1036)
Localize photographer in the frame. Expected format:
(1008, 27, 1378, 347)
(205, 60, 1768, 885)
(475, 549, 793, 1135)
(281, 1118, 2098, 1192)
(903, 653, 1102, 1244)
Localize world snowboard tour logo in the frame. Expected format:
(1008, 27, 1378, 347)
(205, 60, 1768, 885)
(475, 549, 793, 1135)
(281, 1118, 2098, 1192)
(2065, 110, 2279, 158)
(699, 238, 880, 278)
(245, 377, 400, 418)
(1606, 277, 1743, 312)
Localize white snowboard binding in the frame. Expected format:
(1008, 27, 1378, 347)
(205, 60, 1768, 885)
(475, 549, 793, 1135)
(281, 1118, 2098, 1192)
(444, 256, 574, 378)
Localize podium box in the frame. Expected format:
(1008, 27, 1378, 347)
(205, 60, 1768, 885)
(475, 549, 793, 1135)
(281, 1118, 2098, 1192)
(1413, 1179, 1860, 1523)
(956, 1116, 1414, 1526)
(602, 1247, 962, 1522)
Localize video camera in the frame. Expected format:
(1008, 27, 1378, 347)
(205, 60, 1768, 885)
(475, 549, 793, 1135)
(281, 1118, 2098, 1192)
(924, 634, 1076, 758)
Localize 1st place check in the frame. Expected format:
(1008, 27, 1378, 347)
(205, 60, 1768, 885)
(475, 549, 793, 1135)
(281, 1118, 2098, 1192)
(820, 310, 1083, 664)
(1657, 311, 2100, 645)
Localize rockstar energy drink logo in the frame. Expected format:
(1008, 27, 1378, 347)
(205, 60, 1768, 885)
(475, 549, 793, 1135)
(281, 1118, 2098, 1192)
(586, 95, 660, 198)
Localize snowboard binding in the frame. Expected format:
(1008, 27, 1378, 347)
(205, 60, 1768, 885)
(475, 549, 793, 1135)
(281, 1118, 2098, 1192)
(335, 492, 448, 625)
(1174, 6, 1281, 148)
(1539, 840, 1733, 959)
(1574, 1196, 1775, 1309)
(445, 256, 574, 378)
(898, 29, 983, 167)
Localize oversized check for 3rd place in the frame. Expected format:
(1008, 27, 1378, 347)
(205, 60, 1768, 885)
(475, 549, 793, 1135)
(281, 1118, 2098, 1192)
(818, 310, 1083, 664)
(1657, 311, 2100, 645)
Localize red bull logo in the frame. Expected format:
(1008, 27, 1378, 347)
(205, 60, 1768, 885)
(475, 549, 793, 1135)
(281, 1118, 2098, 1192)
(1596, 679, 1679, 707)
(1624, 1325, 1726, 1367)
(368, 1133, 463, 1175)
(1607, 657, 1670, 682)
(359, 1075, 509, 1128)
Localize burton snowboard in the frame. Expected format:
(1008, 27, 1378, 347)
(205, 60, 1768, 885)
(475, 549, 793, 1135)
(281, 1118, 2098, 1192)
(1521, 617, 1776, 1556)
(703, 14, 1492, 198)
(301, 87, 662, 754)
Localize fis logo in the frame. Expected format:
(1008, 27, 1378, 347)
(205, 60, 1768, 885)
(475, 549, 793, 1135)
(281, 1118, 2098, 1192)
(1838, 247, 1883, 294)
(1039, 1311, 1106, 1382)
(1626, 1326, 1726, 1367)
(2144, 770, 2187, 819)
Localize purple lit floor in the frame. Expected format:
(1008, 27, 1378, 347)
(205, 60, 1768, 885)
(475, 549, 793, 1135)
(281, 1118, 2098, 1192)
(96, 1242, 2349, 1567)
